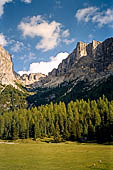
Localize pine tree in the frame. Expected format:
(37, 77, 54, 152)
(54, 122, 61, 142)
(0, 116, 4, 139)
(11, 119, 19, 140)
(19, 116, 27, 139)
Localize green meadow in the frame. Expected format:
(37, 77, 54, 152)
(0, 142, 113, 170)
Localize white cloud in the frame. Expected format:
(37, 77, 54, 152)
(62, 29, 70, 38)
(62, 30, 75, 45)
(0, 0, 12, 17)
(0, 33, 8, 46)
(21, 0, 32, 3)
(75, 7, 113, 27)
(75, 7, 98, 22)
(18, 52, 69, 75)
(18, 70, 30, 75)
(11, 41, 24, 53)
(63, 38, 75, 45)
(92, 9, 113, 27)
(18, 15, 72, 51)
(20, 52, 36, 62)
(0, 0, 31, 17)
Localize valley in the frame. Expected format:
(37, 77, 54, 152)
(1, 1, 113, 170)
(0, 37, 113, 144)
(0, 142, 113, 170)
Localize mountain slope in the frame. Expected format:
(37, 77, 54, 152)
(1, 37, 113, 110)
(27, 75, 113, 107)
(0, 84, 28, 113)
(0, 45, 16, 87)
(34, 38, 113, 88)
(27, 37, 113, 106)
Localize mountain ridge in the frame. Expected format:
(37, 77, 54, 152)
(32, 37, 113, 88)
(26, 37, 113, 106)
(1, 37, 113, 89)
(0, 37, 113, 108)
(0, 45, 16, 87)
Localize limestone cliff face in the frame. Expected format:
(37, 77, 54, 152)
(0, 45, 16, 86)
(0, 45, 46, 87)
(21, 73, 46, 85)
(1, 37, 113, 90)
(36, 37, 113, 87)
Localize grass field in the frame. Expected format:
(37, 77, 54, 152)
(0, 141, 113, 170)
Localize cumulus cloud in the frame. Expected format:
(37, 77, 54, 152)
(18, 70, 30, 75)
(18, 15, 73, 51)
(75, 7, 98, 22)
(75, 7, 113, 27)
(21, 0, 32, 3)
(18, 52, 69, 75)
(0, 33, 8, 46)
(0, 0, 12, 17)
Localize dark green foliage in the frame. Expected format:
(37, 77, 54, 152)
(1, 75, 113, 114)
(27, 75, 113, 107)
(0, 85, 28, 114)
(0, 96, 113, 143)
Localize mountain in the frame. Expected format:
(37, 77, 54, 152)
(0, 45, 45, 87)
(0, 45, 16, 87)
(1, 38, 113, 143)
(0, 46, 45, 112)
(27, 37, 113, 106)
(35, 37, 113, 88)
(0, 84, 28, 113)
(20, 73, 46, 86)
(1, 37, 113, 109)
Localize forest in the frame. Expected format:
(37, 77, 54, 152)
(0, 95, 113, 143)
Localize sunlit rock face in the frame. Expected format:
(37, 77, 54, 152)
(0, 45, 46, 87)
(0, 45, 16, 87)
(35, 37, 113, 88)
(1, 37, 113, 90)
(20, 73, 46, 85)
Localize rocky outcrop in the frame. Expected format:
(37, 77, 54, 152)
(0, 45, 16, 87)
(1, 37, 113, 91)
(35, 37, 113, 88)
(0, 45, 46, 87)
(21, 73, 46, 85)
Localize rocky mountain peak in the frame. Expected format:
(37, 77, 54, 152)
(36, 37, 113, 88)
(0, 45, 46, 87)
(76, 41, 88, 58)
(20, 73, 46, 85)
(0, 45, 16, 87)
(75, 40, 102, 59)
(0, 37, 113, 90)
(0, 45, 12, 60)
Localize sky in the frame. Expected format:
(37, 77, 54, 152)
(0, 0, 113, 75)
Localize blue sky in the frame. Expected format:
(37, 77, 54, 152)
(0, 0, 113, 75)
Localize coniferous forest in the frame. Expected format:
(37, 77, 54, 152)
(0, 95, 113, 143)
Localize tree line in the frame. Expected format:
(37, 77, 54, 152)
(0, 95, 113, 143)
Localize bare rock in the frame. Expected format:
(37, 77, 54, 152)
(21, 73, 46, 85)
(0, 45, 16, 87)
(36, 37, 113, 88)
